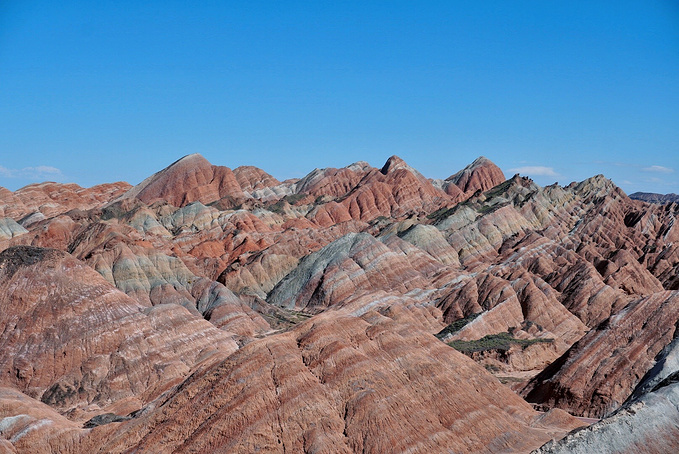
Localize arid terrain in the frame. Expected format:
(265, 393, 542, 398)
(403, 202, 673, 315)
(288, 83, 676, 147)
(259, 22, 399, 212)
(1, 154, 678, 453)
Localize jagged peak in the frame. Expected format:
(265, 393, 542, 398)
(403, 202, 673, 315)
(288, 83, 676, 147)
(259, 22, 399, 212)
(569, 174, 620, 198)
(507, 172, 538, 187)
(380, 155, 428, 177)
(488, 174, 540, 198)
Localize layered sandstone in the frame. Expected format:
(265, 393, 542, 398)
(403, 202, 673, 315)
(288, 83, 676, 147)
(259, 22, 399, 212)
(532, 339, 679, 454)
(87, 312, 584, 454)
(522, 291, 679, 418)
(0, 182, 130, 221)
(268, 232, 440, 311)
(0, 245, 238, 419)
(443, 156, 506, 197)
(2, 154, 679, 453)
(117, 154, 244, 207)
(310, 156, 453, 225)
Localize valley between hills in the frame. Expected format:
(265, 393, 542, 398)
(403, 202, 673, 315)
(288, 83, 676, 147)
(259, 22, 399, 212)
(1, 154, 678, 453)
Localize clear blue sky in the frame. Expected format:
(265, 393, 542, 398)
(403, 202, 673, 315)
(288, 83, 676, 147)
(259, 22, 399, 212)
(1, 1, 678, 193)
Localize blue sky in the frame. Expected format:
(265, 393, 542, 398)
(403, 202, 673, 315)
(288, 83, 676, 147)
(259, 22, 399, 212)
(1, 1, 678, 193)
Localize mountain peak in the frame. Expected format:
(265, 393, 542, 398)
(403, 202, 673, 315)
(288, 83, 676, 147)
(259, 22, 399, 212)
(166, 153, 211, 168)
(378, 155, 434, 191)
(446, 156, 505, 195)
(471, 156, 492, 166)
(570, 174, 621, 199)
(380, 155, 408, 175)
(116, 153, 243, 207)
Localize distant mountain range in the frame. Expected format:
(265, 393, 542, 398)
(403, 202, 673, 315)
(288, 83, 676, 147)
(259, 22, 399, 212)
(629, 192, 679, 204)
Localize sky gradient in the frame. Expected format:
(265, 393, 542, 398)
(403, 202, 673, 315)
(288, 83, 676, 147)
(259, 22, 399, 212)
(1, 1, 678, 193)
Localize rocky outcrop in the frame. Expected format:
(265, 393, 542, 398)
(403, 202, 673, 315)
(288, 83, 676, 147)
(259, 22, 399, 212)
(0, 218, 27, 240)
(532, 339, 679, 454)
(268, 232, 438, 311)
(629, 192, 679, 204)
(443, 156, 506, 197)
(294, 161, 374, 198)
(0, 387, 87, 453)
(69, 223, 270, 337)
(0, 246, 238, 419)
(424, 171, 678, 388)
(309, 156, 451, 225)
(394, 223, 460, 266)
(233, 165, 281, 193)
(3, 153, 679, 453)
(522, 291, 679, 418)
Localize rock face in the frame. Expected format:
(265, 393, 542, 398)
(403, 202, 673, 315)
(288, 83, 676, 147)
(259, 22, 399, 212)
(522, 291, 679, 418)
(0, 245, 238, 420)
(443, 156, 506, 197)
(76, 312, 583, 454)
(532, 339, 679, 454)
(0, 181, 131, 220)
(294, 161, 374, 198)
(0, 218, 27, 239)
(308, 155, 452, 225)
(268, 232, 437, 311)
(0, 387, 87, 454)
(2, 153, 679, 453)
(233, 165, 281, 193)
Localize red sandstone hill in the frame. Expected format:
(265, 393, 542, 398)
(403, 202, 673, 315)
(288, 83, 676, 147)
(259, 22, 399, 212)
(0, 181, 131, 221)
(1, 153, 678, 453)
(115, 153, 245, 207)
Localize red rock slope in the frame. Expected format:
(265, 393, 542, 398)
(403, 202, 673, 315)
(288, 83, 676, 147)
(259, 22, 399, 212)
(0, 181, 130, 221)
(0, 245, 238, 421)
(86, 312, 583, 454)
(117, 153, 244, 207)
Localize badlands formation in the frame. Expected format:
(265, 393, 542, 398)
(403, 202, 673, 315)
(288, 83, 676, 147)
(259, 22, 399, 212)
(1, 154, 678, 453)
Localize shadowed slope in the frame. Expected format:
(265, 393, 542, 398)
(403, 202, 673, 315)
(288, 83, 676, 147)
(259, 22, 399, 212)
(2, 154, 679, 453)
(532, 338, 679, 454)
(522, 291, 679, 418)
